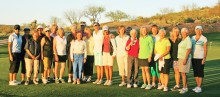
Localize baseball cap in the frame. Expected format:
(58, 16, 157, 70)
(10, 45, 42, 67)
(14, 25, 20, 30)
(195, 26, 203, 31)
(102, 25, 109, 31)
(44, 27, 50, 32)
(24, 27, 30, 31)
(93, 22, 100, 26)
(37, 25, 43, 29)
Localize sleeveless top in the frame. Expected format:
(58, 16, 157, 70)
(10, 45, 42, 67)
(43, 36, 53, 59)
(55, 36, 67, 55)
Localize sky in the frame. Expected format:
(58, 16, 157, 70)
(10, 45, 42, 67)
(0, 0, 219, 26)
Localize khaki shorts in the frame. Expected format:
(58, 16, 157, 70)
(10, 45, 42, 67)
(103, 52, 113, 66)
(43, 57, 52, 70)
(178, 59, 191, 73)
(116, 55, 128, 76)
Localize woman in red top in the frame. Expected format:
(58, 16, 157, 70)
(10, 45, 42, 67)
(125, 29, 139, 88)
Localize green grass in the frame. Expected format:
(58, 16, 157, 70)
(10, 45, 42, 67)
(0, 33, 220, 97)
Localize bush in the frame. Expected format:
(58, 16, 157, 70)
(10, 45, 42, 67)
(184, 17, 195, 23)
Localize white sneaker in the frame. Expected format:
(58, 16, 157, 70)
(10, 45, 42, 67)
(152, 82, 156, 87)
(86, 78, 91, 83)
(195, 87, 202, 93)
(97, 80, 103, 84)
(163, 87, 168, 92)
(93, 79, 99, 84)
(36, 77, 39, 82)
(119, 82, 126, 87)
(42, 79, 47, 84)
(104, 80, 109, 85)
(82, 77, 87, 82)
(192, 87, 198, 91)
(127, 84, 132, 88)
(158, 83, 162, 88)
(133, 84, 138, 88)
(171, 85, 180, 91)
(107, 81, 113, 86)
(157, 85, 164, 90)
(179, 88, 187, 94)
(14, 80, 21, 85)
(68, 78, 72, 83)
(9, 81, 18, 86)
(145, 84, 152, 90)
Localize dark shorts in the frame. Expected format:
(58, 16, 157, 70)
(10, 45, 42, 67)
(158, 59, 171, 74)
(138, 58, 149, 67)
(9, 53, 21, 73)
(192, 59, 204, 77)
(56, 55, 67, 63)
(83, 56, 94, 76)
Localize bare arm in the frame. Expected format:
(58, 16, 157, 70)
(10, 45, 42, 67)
(8, 42, 13, 61)
(53, 38, 58, 61)
(202, 42, 207, 64)
(25, 49, 35, 59)
(41, 38, 45, 60)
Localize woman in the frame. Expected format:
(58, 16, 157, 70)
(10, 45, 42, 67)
(70, 32, 87, 84)
(139, 27, 154, 89)
(53, 28, 67, 84)
(8, 25, 22, 85)
(125, 29, 139, 88)
(191, 26, 207, 93)
(83, 27, 94, 82)
(41, 27, 53, 84)
(170, 27, 182, 91)
(20, 27, 32, 83)
(149, 25, 161, 88)
(154, 29, 171, 92)
(115, 26, 130, 87)
(92, 22, 104, 85)
(67, 24, 77, 83)
(24, 31, 41, 85)
(48, 24, 58, 82)
(177, 28, 192, 94)
(102, 25, 116, 86)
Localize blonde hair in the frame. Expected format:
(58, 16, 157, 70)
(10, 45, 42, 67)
(170, 27, 181, 42)
(51, 24, 58, 31)
(57, 28, 64, 35)
(181, 28, 189, 34)
(140, 27, 148, 38)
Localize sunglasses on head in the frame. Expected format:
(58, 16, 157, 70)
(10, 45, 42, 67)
(46, 31, 50, 32)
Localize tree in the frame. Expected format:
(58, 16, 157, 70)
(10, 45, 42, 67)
(159, 8, 174, 23)
(50, 16, 60, 25)
(64, 9, 83, 25)
(105, 10, 128, 22)
(83, 5, 105, 24)
(29, 20, 37, 30)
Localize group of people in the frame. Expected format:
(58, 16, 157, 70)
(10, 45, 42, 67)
(8, 22, 207, 94)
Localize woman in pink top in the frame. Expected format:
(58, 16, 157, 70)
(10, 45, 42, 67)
(125, 29, 139, 88)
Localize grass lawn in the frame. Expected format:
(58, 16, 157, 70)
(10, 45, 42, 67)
(0, 32, 220, 97)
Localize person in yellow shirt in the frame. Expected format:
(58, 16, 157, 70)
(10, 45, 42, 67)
(154, 29, 171, 92)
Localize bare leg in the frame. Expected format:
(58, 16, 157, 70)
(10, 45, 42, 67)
(141, 67, 146, 84)
(198, 77, 203, 88)
(174, 69, 180, 86)
(181, 72, 187, 88)
(164, 74, 169, 87)
(160, 73, 164, 85)
(59, 63, 66, 79)
(96, 66, 100, 80)
(109, 66, 113, 81)
(55, 62, 59, 79)
(9, 73, 13, 81)
(100, 66, 104, 80)
(21, 74, 25, 81)
(145, 67, 151, 85)
(13, 73, 17, 81)
(105, 66, 109, 80)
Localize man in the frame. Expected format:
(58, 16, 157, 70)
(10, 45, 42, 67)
(79, 22, 87, 39)
(24, 31, 41, 85)
(67, 24, 77, 83)
(20, 27, 32, 84)
(8, 25, 22, 85)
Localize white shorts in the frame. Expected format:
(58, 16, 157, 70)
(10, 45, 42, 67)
(116, 55, 128, 76)
(103, 52, 113, 66)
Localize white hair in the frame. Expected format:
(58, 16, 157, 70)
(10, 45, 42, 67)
(159, 29, 166, 35)
(181, 28, 189, 34)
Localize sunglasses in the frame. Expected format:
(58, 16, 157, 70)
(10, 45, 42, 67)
(15, 29, 20, 30)
(45, 31, 50, 32)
